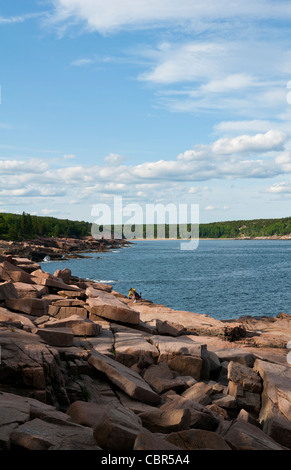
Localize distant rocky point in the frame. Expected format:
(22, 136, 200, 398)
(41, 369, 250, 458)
(0, 236, 129, 262)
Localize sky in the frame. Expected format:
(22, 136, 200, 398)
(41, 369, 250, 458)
(1, 0, 291, 226)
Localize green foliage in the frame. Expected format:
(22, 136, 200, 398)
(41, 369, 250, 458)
(198, 217, 291, 239)
(1, 212, 290, 241)
(138, 217, 291, 239)
(0, 212, 92, 241)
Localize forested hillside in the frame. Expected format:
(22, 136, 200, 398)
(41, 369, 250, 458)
(0, 212, 290, 241)
(0, 212, 91, 241)
(198, 217, 291, 239)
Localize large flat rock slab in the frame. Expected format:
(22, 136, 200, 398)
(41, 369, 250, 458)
(150, 335, 206, 357)
(0, 261, 35, 284)
(149, 335, 205, 380)
(112, 324, 159, 367)
(88, 350, 161, 405)
(86, 284, 112, 296)
(73, 322, 114, 357)
(127, 300, 246, 340)
(43, 314, 101, 337)
(33, 327, 74, 347)
(12, 258, 40, 273)
(0, 307, 35, 330)
(219, 417, 287, 450)
(48, 304, 88, 319)
(10, 417, 99, 450)
(87, 293, 139, 325)
(12, 282, 49, 298)
(5, 298, 50, 317)
(31, 269, 81, 291)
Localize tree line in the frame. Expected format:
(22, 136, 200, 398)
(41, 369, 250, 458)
(198, 217, 291, 239)
(0, 212, 91, 241)
(0, 212, 290, 241)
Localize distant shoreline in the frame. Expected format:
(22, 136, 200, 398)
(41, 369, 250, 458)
(127, 236, 291, 241)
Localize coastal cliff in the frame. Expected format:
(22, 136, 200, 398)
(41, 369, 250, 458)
(0, 254, 290, 451)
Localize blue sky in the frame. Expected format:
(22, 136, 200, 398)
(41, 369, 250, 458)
(1, 1, 291, 225)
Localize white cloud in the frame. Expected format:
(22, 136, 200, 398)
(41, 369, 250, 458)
(135, 34, 291, 120)
(0, 159, 49, 174)
(49, 1, 291, 34)
(0, 188, 36, 197)
(212, 130, 287, 155)
(213, 120, 274, 134)
(47, 2, 291, 125)
(2, 128, 291, 215)
(267, 181, 291, 194)
(139, 42, 225, 84)
(0, 185, 66, 198)
(274, 152, 291, 173)
(0, 13, 44, 25)
(201, 74, 256, 94)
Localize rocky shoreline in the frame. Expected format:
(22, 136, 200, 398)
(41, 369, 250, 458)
(0, 236, 130, 262)
(0, 253, 290, 452)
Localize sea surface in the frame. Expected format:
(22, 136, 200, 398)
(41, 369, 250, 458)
(41, 239, 291, 321)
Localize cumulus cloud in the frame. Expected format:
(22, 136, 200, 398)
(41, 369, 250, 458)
(212, 130, 287, 155)
(267, 181, 291, 193)
(2, 129, 291, 214)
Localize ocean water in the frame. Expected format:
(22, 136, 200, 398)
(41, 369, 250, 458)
(41, 239, 291, 321)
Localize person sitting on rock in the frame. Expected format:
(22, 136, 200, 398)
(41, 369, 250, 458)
(128, 288, 142, 302)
